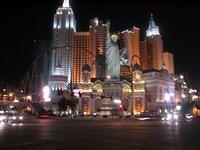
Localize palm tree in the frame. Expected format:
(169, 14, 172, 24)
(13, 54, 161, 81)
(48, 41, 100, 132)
(58, 96, 69, 111)
(69, 97, 79, 112)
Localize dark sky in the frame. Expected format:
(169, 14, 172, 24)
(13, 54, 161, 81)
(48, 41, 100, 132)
(0, 0, 200, 89)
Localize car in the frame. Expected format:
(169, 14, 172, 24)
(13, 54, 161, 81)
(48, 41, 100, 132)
(0, 114, 7, 123)
(185, 113, 194, 121)
(4, 114, 24, 123)
(135, 113, 162, 121)
(161, 112, 180, 121)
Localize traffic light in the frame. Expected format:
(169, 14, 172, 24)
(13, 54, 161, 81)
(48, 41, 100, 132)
(111, 95, 113, 100)
(60, 88, 64, 96)
(71, 89, 74, 97)
(57, 89, 60, 96)
(119, 104, 123, 110)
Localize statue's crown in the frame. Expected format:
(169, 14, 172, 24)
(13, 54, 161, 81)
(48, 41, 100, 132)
(111, 34, 118, 42)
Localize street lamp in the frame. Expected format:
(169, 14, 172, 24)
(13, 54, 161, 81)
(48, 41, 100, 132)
(180, 75, 184, 79)
(181, 93, 186, 98)
(176, 105, 181, 111)
(164, 93, 170, 102)
(26, 95, 32, 101)
(43, 85, 51, 102)
(106, 75, 111, 80)
(9, 93, 13, 97)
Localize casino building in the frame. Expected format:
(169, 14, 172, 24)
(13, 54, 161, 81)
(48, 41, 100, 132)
(42, 0, 176, 116)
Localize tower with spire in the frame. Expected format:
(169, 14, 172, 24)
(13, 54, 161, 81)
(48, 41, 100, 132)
(146, 14, 160, 37)
(53, 0, 76, 31)
(63, 0, 70, 8)
(140, 14, 164, 71)
(49, 0, 76, 91)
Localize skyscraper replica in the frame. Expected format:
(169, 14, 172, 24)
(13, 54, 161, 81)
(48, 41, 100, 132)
(118, 27, 141, 79)
(41, 1, 177, 116)
(73, 32, 90, 83)
(140, 14, 175, 113)
(163, 52, 174, 74)
(141, 14, 163, 70)
(49, 0, 76, 91)
(89, 18, 107, 79)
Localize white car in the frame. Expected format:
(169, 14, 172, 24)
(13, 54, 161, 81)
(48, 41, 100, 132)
(162, 113, 179, 121)
(4, 114, 23, 123)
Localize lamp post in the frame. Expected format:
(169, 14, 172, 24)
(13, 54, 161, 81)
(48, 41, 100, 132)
(9, 93, 14, 101)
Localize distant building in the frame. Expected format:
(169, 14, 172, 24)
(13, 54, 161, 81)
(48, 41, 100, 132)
(118, 30, 133, 66)
(163, 52, 174, 74)
(132, 27, 141, 65)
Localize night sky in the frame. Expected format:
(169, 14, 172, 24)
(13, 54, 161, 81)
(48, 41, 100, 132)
(0, 0, 200, 89)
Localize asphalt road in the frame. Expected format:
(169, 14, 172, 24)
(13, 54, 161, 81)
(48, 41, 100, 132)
(0, 118, 200, 150)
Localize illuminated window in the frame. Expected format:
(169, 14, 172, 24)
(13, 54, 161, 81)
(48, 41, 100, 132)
(122, 84, 132, 93)
(93, 84, 103, 93)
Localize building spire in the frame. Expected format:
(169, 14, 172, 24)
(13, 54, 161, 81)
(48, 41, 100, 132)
(150, 13, 154, 18)
(63, 0, 70, 8)
(148, 13, 156, 29)
(146, 13, 160, 37)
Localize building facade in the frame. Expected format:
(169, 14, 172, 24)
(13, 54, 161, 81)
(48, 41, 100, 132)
(73, 32, 90, 83)
(39, 1, 179, 116)
(132, 27, 141, 65)
(89, 18, 107, 79)
(140, 40, 153, 70)
(119, 30, 133, 66)
(143, 70, 175, 113)
(118, 27, 140, 66)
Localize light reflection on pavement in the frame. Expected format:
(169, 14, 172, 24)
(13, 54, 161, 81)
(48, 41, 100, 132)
(0, 118, 199, 150)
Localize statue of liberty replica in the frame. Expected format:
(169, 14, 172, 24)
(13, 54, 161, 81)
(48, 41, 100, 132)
(103, 20, 122, 101)
(105, 20, 120, 80)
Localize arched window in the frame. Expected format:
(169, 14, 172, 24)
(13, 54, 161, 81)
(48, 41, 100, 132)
(122, 83, 132, 93)
(93, 84, 103, 93)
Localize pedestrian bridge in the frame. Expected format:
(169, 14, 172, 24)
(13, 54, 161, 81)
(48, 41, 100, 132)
(0, 100, 46, 117)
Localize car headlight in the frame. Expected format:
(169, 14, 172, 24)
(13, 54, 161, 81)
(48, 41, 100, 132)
(166, 114, 172, 121)
(173, 114, 178, 120)
(12, 116, 17, 120)
(0, 116, 5, 120)
(19, 116, 23, 120)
